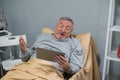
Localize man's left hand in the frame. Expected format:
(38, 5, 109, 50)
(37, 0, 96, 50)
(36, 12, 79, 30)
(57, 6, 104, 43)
(55, 55, 70, 71)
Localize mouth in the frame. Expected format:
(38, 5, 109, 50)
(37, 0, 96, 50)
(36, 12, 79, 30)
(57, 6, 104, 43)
(60, 33, 65, 37)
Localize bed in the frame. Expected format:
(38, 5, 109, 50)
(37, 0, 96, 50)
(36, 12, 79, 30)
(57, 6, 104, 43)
(1, 28, 101, 80)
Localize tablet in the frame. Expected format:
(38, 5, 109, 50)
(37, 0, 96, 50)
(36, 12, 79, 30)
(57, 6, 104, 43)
(36, 48, 65, 61)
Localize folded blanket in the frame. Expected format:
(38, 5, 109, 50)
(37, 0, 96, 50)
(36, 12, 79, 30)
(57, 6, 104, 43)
(69, 33, 101, 80)
(1, 58, 64, 80)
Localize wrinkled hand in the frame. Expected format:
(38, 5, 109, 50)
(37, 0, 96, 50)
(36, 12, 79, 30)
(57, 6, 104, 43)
(55, 55, 70, 71)
(19, 36, 27, 53)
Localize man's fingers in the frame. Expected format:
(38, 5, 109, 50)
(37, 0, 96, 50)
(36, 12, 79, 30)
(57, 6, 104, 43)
(55, 55, 67, 66)
(55, 56, 62, 65)
(19, 36, 27, 52)
(55, 55, 70, 70)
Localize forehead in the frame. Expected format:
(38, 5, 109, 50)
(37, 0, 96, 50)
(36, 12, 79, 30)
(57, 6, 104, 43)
(58, 20, 73, 26)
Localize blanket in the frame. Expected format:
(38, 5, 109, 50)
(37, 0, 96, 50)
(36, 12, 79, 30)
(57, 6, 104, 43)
(1, 58, 64, 80)
(69, 33, 101, 80)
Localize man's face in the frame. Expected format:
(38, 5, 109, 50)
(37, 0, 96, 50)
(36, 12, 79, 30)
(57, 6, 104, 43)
(55, 19, 73, 40)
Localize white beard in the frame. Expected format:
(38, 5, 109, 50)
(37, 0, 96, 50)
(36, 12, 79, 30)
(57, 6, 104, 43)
(53, 34, 67, 40)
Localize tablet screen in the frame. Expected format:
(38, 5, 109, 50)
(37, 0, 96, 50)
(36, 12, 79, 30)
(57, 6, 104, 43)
(37, 48, 65, 61)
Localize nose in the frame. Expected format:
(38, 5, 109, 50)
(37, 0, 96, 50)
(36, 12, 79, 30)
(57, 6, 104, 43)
(61, 27, 66, 32)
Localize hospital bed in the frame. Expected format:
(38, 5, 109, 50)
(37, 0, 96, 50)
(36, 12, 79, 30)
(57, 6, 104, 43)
(1, 28, 101, 80)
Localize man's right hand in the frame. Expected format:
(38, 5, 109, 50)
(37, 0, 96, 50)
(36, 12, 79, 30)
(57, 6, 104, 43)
(19, 36, 27, 53)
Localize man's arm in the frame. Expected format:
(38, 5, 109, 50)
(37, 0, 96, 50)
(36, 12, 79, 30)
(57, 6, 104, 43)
(68, 41, 84, 74)
(55, 39, 84, 75)
(19, 48, 31, 62)
(19, 36, 30, 62)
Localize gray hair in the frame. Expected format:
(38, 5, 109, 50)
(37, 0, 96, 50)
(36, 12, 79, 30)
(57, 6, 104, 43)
(59, 17, 74, 25)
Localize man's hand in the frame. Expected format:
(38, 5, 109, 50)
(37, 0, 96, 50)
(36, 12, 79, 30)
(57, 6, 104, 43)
(19, 36, 27, 53)
(55, 55, 70, 71)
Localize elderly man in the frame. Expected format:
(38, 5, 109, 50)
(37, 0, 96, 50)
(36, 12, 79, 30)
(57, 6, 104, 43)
(19, 17, 84, 76)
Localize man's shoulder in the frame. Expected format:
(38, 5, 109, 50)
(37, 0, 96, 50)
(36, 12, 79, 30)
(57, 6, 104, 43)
(70, 37, 80, 44)
(70, 36, 79, 41)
